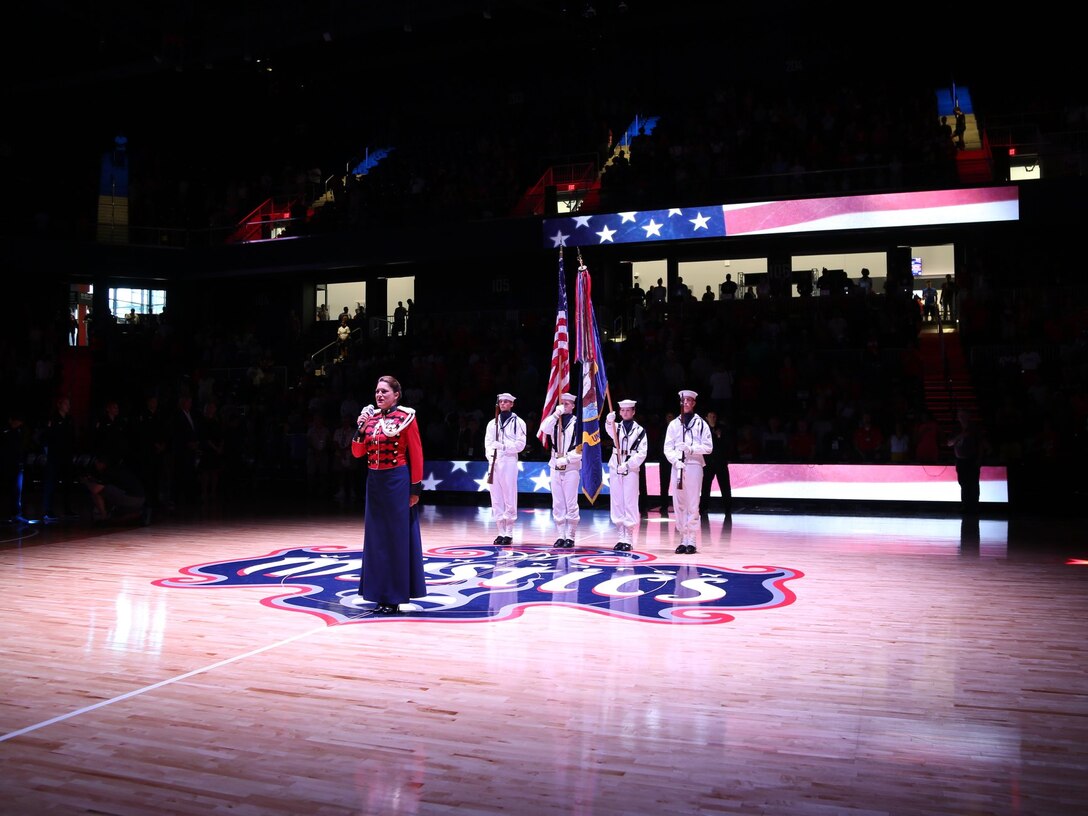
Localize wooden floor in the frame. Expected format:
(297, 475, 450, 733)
(1, 501, 1086, 816)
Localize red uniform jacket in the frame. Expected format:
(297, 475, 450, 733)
(352, 406, 423, 494)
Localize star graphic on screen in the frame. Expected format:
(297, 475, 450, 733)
(530, 469, 552, 492)
(642, 219, 663, 237)
(421, 472, 443, 491)
(572, 215, 593, 228)
(596, 225, 616, 243)
(668, 208, 684, 216)
(689, 212, 710, 230)
(619, 211, 639, 223)
(473, 475, 492, 492)
(449, 460, 470, 473)
(550, 230, 569, 247)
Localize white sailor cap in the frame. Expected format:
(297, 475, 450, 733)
(678, 389, 698, 400)
(560, 392, 577, 402)
(497, 392, 516, 402)
(618, 399, 638, 409)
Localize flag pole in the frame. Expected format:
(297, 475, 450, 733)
(577, 246, 612, 423)
(539, 246, 571, 447)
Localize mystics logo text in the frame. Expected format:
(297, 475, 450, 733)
(154, 545, 803, 625)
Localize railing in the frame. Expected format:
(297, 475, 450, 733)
(611, 315, 625, 342)
(227, 197, 309, 244)
(308, 327, 364, 374)
(512, 154, 602, 216)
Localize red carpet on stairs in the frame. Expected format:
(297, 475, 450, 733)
(918, 326, 977, 451)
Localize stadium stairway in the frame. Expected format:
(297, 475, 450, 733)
(936, 85, 992, 184)
(919, 323, 978, 453)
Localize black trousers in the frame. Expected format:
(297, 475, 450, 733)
(701, 457, 732, 512)
(955, 458, 980, 510)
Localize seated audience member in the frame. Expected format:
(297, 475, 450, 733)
(760, 415, 789, 461)
(913, 411, 941, 464)
(888, 421, 911, 463)
(734, 424, 761, 462)
(852, 412, 885, 463)
(787, 417, 818, 462)
(81, 453, 151, 525)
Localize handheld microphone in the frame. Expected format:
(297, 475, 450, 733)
(357, 404, 375, 433)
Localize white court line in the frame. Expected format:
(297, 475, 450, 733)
(0, 625, 328, 743)
(0, 525, 40, 545)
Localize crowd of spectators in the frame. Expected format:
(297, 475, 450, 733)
(6, 52, 1088, 521)
(115, 54, 963, 243)
(4, 250, 1088, 522)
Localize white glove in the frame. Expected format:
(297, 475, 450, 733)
(680, 443, 693, 455)
(606, 411, 616, 424)
(567, 452, 581, 464)
(554, 404, 565, 417)
(617, 464, 628, 476)
(675, 460, 686, 472)
(556, 456, 568, 469)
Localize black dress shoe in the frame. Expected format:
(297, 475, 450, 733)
(614, 542, 631, 551)
(374, 604, 399, 615)
(553, 538, 567, 548)
(674, 544, 686, 554)
(493, 535, 505, 546)
(564, 539, 575, 548)
(684, 544, 697, 554)
(502, 536, 513, 546)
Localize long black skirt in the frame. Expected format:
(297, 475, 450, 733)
(359, 466, 427, 606)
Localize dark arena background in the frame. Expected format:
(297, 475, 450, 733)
(2, 2, 1087, 814)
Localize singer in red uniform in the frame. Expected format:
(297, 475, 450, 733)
(352, 375, 426, 614)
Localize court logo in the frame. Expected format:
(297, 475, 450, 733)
(154, 544, 803, 625)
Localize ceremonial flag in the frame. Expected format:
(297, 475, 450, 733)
(574, 251, 609, 503)
(538, 248, 570, 445)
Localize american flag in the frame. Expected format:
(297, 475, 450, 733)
(538, 248, 570, 445)
(541, 188, 1019, 249)
(575, 252, 609, 503)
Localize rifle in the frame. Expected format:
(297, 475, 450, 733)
(486, 401, 499, 485)
(554, 411, 564, 469)
(611, 411, 625, 472)
(676, 424, 686, 490)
